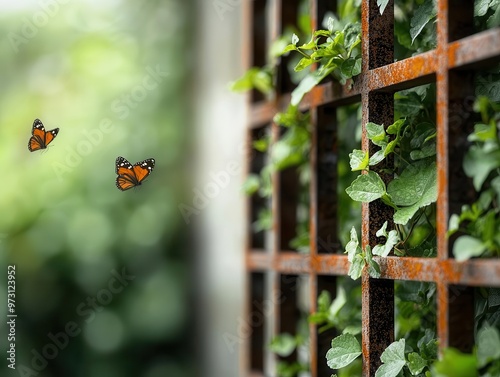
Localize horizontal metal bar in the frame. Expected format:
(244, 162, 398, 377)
(368, 51, 437, 92)
(449, 28, 500, 69)
(246, 253, 500, 286)
(248, 29, 500, 128)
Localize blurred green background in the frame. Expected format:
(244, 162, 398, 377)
(0, 1, 196, 376)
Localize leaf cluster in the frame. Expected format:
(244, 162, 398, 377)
(326, 334, 437, 377)
(308, 281, 361, 335)
(432, 326, 500, 377)
(270, 330, 309, 376)
(281, 21, 361, 106)
(448, 97, 500, 260)
(346, 118, 437, 227)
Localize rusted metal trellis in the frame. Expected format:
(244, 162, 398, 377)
(242, 1, 500, 376)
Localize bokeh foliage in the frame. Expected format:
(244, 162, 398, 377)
(0, 1, 194, 376)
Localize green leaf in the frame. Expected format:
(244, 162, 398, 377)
(407, 352, 427, 375)
(389, 161, 438, 225)
(326, 334, 362, 369)
(326, 17, 335, 33)
(365, 246, 381, 278)
(328, 286, 347, 320)
(477, 326, 500, 368)
(276, 361, 308, 377)
(346, 171, 387, 203)
(366, 122, 387, 146)
(283, 44, 298, 53)
(492, 176, 500, 203)
(294, 57, 315, 72)
(463, 146, 500, 191)
(468, 123, 497, 143)
(375, 339, 406, 377)
(386, 119, 405, 135)
(377, 0, 390, 15)
(417, 333, 438, 362)
(317, 290, 332, 313)
(272, 141, 304, 170)
(409, 123, 437, 160)
(369, 150, 386, 166)
(351, 57, 362, 76)
(229, 67, 273, 95)
(290, 231, 310, 253)
(270, 333, 297, 357)
(384, 139, 397, 156)
(242, 174, 260, 195)
(373, 229, 400, 257)
(376, 221, 389, 238)
(474, 0, 490, 17)
(487, 3, 500, 28)
(253, 208, 272, 232)
(308, 312, 327, 324)
(388, 160, 436, 206)
(291, 67, 334, 106)
(253, 137, 269, 152)
(410, 0, 437, 44)
(431, 348, 477, 377)
(448, 213, 460, 235)
(349, 149, 369, 171)
(345, 227, 361, 263)
(453, 235, 487, 262)
(299, 37, 317, 50)
(314, 29, 331, 38)
(348, 253, 365, 280)
(340, 57, 358, 78)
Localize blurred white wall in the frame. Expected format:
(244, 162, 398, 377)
(194, 1, 246, 377)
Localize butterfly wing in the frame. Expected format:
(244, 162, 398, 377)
(132, 158, 155, 184)
(116, 156, 138, 191)
(28, 119, 59, 152)
(44, 127, 59, 147)
(28, 119, 46, 152)
(115, 157, 155, 191)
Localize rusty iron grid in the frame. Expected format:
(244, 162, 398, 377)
(242, 0, 500, 376)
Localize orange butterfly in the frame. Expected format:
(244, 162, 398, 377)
(28, 119, 59, 152)
(115, 156, 155, 191)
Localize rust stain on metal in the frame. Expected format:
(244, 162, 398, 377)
(448, 28, 500, 68)
(368, 52, 437, 91)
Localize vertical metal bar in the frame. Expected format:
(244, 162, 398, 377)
(436, 0, 450, 352)
(270, 1, 282, 374)
(309, 3, 319, 375)
(309, 104, 319, 377)
(361, 1, 394, 375)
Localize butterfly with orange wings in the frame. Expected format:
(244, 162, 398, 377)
(28, 119, 59, 152)
(115, 156, 155, 191)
